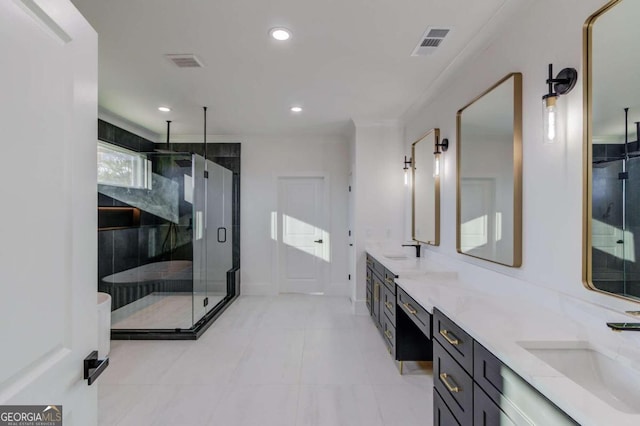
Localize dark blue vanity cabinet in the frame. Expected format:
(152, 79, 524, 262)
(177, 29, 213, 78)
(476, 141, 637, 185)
(366, 253, 433, 366)
(433, 308, 578, 426)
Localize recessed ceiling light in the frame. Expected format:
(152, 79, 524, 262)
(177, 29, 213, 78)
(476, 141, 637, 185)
(270, 27, 291, 41)
(158, 106, 171, 112)
(290, 106, 303, 113)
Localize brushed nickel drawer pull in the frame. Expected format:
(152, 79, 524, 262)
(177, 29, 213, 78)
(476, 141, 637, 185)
(385, 277, 394, 284)
(385, 301, 393, 310)
(440, 329, 460, 346)
(403, 302, 417, 315)
(439, 373, 460, 393)
(385, 329, 393, 339)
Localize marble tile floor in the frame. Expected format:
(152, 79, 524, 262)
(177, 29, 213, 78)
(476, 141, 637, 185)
(99, 294, 434, 426)
(112, 293, 226, 330)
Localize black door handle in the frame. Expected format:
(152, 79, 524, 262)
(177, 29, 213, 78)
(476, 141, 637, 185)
(314, 239, 323, 243)
(217, 227, 227, 243)
(84, 351, 109, 386)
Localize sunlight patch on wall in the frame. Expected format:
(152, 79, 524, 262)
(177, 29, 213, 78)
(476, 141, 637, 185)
(592, 219, 635, 262)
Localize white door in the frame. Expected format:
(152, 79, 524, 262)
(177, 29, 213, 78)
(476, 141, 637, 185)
(0, 1, 98, 424)
(278, 177, 327, 294)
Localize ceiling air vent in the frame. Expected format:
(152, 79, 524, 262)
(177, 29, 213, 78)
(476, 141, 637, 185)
(165, 54, 204, 68)
(411, 27, 451, 56)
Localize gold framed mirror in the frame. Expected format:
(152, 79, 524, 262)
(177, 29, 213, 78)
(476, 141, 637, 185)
(412, 128, 440, 245)
(584, 0, 640, 302)
(456, 73, 523, 267)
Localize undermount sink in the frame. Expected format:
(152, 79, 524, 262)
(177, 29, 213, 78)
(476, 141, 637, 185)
(399, 270, 458, 280)
(382, 253, 408, 260)
(518, 340, 640, 413)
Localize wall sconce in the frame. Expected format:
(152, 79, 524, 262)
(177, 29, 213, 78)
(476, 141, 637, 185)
(433, 138, 449, 177)
(542, 64, 577, 144)
(403, 155, 412, 186)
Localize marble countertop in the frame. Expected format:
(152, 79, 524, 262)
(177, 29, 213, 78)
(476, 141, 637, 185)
(366, 245, 640, 426)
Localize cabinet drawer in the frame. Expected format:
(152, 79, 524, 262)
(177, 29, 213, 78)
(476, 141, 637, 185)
(434, 389, 461, 426)
(368, 255, 385, 278)
(382, 284, 396, 326)
(383, 269, 397, 293)
(397, 287, 431, 338)
(474, 341, 505, 405)
(473, 384, 518, 426)
(382, 314, 396, 358)
(473, 343, 578, 425)
(434, 340, 473, 426)
(433, 308, 473, 374)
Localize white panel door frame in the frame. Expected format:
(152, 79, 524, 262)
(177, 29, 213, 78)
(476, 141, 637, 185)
(274, 173, 330, 294)
(0, 0, 98, 423)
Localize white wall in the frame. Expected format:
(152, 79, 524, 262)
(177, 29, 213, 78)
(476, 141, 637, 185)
(351, 121, 404, 313)
(401, 0, 640, 312)
(129, 130, 349, 296)
(240, 135, 350, 296)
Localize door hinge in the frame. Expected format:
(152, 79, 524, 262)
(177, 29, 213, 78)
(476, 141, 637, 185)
(348, 185, 351, 192)
(348, 274, 351, 280)
(204, 170, 209, 178)
(619, 172, 628, 180)
(348, 230, 351, 236)
(203, 297, 209, 307)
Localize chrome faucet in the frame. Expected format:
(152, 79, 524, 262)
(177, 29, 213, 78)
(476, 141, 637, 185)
(402, 243, 421, 258)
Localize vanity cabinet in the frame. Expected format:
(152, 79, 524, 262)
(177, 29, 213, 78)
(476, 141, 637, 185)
(433, 308, 578, 426)
(366, 253, 433, 367)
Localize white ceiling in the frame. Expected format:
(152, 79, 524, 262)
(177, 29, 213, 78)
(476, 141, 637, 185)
(71, 0, 510, 138)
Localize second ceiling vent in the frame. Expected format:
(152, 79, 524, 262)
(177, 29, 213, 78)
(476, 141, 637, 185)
(165, 54, 204, 68)
(411, 27, 451, 56)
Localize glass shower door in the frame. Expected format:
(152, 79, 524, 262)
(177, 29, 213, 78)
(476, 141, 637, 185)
(624, 157, 640, 297)
(192, 154, 207, 323)
(205, 160, 234, 312)
(592, 159, 625, 294)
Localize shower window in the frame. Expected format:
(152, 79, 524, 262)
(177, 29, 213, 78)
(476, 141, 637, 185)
(97, 141, 152, 189)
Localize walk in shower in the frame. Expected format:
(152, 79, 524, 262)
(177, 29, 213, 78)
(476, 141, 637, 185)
(97, 120, 240, 339)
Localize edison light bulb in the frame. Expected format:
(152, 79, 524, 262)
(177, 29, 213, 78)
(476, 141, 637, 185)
(543, 96, 557, 143)
(433, 154, 441, 177)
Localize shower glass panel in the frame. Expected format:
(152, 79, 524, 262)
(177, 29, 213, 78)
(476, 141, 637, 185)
(192, 154, 207, 324)
(99, 152, 196, 330)
(98, 141, 240, 337)
(205, 160, 234, 312)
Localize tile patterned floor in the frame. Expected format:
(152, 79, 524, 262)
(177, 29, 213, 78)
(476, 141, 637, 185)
(99, 294, 434, 425)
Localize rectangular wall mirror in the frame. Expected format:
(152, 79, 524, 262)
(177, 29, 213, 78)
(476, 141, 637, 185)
(585, 0, 640, 302)
(412, 128, 440, 245)
(456, 73, 522, 267)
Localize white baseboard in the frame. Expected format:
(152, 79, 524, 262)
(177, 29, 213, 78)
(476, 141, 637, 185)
(240, 282, 277, 296)
(324, 282, 349, 296)
(351, 298, 369, 315)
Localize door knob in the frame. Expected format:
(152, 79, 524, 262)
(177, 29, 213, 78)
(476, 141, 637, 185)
(314, 239, 323, 243)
